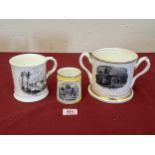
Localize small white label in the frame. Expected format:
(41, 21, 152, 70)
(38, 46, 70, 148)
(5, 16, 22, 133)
(62, 108, 78, 116)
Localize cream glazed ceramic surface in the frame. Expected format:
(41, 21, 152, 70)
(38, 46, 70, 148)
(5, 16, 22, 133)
(57, 67, 82, 104)
(9, 54, 57, 102)
(79, 48, 151, 103)
(91, 57, 135, 97)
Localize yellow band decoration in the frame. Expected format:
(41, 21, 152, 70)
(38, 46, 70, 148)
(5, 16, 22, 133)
(57, 75, 81, 82)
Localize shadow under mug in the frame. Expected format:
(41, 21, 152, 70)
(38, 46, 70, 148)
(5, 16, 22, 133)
(9, 54, 57, 102)
(79, 48, 151, 100)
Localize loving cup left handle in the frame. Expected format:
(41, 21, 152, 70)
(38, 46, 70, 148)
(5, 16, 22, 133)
(131, 56, 151, 87)
(79, 52, 93, 84)
(46, 57, 58, 79)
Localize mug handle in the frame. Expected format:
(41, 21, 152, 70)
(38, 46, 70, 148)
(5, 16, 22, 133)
(131, 56, 150, 87)
(79, 52, 92, 83)
(46, 57, 58, 79)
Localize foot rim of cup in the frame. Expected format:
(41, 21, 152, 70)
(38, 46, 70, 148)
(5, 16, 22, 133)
(13, 89, 49, 103)
(88, 85, 134, 104)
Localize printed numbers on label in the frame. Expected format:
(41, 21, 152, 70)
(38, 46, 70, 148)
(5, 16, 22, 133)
(62, 108, 78, 116)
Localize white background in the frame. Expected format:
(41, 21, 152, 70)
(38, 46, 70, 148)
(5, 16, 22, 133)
(0, 0, 155, 155)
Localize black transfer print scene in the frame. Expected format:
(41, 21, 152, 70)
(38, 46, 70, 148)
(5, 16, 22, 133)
(59, 83, 79, 101)
(96, 65, 128, 89)
(19, 70, 47, 94)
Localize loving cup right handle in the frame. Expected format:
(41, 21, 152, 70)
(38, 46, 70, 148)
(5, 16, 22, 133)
(79, 52, 92, 84)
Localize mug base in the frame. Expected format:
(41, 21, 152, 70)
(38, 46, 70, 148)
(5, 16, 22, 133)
(14, 89, 49, 103)
(88, 85, 133, 104)
(57, 97, 81, 104)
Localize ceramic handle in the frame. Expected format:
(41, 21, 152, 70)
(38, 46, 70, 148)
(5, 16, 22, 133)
(79, 52, 92, 83)
(131, 56, 150, 87)
(46, 57, 58, 79)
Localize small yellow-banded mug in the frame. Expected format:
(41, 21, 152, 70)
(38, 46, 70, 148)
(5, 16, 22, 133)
(57, 67, 82, 104)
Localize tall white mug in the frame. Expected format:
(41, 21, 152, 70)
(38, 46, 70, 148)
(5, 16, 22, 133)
(79, 48, 151, 102)
(9, 54, 57, 102)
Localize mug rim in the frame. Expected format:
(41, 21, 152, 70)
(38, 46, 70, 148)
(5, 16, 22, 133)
(57, 67, 81, 78)
(9, 53, 46, 67)
(91, 48, 138, 64)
